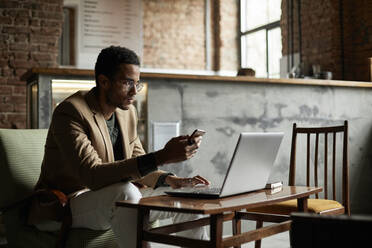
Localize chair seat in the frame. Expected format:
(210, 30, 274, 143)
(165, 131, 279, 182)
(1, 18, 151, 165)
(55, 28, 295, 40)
(247, 199, 344, 215)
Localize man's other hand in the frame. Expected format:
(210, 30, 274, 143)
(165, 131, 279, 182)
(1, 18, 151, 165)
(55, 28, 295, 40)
(165, 175, 210, 189)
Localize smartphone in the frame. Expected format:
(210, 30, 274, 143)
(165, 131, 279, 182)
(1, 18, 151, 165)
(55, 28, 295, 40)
(188, 129, 206, 144)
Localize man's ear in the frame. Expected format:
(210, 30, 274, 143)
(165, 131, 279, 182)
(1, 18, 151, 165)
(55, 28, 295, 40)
(97, 74, 110, 89)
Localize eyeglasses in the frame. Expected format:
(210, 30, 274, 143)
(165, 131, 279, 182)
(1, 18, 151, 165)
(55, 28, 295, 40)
(118, 78, 144, 92)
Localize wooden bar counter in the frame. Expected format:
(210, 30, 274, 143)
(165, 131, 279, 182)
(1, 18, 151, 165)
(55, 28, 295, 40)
(22, 67, 372, 88)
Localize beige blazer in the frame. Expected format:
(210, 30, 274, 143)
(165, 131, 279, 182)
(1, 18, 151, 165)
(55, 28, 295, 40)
(35, 88, 166, 196)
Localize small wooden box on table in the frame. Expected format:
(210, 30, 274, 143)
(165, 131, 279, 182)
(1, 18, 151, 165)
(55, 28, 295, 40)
(116, 186, 322, 248)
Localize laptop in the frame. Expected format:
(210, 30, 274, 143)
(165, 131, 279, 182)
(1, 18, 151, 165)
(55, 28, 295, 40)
(165, 132, 284, 198)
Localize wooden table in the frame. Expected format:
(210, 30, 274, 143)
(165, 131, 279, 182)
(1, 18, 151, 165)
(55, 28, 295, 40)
(116, 186, 322, 248)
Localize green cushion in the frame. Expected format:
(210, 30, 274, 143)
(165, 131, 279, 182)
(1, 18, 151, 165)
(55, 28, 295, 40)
(3, 201, 119, 248)
(3, 200, 56, 248)
(66, 228, 118, 248)
(0, 128, 119, 247)
(0, 129, 48, 209)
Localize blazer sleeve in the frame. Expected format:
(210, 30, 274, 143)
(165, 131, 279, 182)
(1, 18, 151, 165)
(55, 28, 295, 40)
(131, 135, 146, 158)
(50, 101, 143, 191)
(130, 132, 170, 188)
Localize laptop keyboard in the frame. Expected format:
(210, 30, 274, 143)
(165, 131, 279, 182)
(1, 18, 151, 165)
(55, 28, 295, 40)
(176, 186, 221, 194)
(194, 187, 221, 194)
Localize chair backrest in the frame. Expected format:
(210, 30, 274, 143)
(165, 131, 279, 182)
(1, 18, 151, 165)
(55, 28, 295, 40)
(290, 212, 372, 247)
(0, 129, 48, 210)
(288, 121, 349, 215)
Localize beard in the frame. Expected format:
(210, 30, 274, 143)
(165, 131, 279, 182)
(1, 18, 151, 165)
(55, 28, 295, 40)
(105, 89, 132, 110)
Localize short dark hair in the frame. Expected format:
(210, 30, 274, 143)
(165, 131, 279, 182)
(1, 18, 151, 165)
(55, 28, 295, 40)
(94, 46, 140, 84)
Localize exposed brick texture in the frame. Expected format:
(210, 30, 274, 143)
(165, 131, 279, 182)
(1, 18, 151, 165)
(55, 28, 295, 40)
(342, 0, 372, 81)
(0, 0, 63, 128)
(142, 0, 206, 70)
(142, 0, 238, 71)
(0, 0, 238, 128)
(281, 0, 372, 81)
(219, 0, 238, 71)
(1, 0, 370, 129)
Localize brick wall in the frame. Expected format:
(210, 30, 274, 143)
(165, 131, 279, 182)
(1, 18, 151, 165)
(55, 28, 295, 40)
(281, 0, 372, 81)
(219, 0, 239, 71)
(142, 0, 206, 70)
(343, 0, 372, 81)
(0, 0, 63, 128)
(0, 0, 238, 128)
(5, 0, 371, 130)
(142, 0, 239, 72)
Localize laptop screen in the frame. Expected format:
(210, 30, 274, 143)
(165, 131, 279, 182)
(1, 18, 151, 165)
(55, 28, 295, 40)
(219, 132, 283, 197)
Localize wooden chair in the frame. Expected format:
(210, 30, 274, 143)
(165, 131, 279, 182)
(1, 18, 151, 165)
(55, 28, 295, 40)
(246, 121, 350, 248)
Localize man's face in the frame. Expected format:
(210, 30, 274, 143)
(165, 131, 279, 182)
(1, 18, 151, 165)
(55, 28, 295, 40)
(105, 63, 140, 110)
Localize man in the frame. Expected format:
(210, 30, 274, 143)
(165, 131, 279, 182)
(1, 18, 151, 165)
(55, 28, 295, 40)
(29, 46, 209, 247)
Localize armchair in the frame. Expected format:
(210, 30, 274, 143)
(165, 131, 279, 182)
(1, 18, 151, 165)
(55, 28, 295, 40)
(0, 129, 118, 248)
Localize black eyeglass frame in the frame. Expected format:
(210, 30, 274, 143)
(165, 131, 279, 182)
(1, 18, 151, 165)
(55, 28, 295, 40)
(118, 78, 144, 92)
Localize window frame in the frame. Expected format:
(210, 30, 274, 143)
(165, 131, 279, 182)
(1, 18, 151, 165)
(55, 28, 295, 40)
(240, 0, 281, 78)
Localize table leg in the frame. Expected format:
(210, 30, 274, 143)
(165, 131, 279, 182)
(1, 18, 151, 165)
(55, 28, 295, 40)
(254, 220, 263, 248)
(137, 207, 150, 248)
(210, 214, 224, 248)
(232, 212, 241, 248)
(297, 196, 309, 212)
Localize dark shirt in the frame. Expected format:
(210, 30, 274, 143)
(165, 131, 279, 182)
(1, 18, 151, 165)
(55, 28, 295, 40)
(106, 113, 124, 161)
(105, 113, 171, 188)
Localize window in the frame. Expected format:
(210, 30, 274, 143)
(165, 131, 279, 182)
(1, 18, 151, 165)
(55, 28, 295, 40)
(240, 0, 282, 78)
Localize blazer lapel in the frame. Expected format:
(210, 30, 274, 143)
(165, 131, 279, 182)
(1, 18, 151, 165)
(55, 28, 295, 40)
(115, 109, 130, 159)
(93, 113, 114, 162)
(85, 88, 114, 162)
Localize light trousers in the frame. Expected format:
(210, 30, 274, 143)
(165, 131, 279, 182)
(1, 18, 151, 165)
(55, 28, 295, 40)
(68, 182, 208, 247)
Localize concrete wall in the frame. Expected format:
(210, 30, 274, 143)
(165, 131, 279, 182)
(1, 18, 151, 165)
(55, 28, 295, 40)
(146, 77, 372, 214)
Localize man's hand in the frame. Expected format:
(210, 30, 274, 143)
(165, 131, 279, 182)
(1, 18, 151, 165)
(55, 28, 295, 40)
(155, 135, 202, 165)
(188, 133, 203, 146)
(165, 175, 210, 189)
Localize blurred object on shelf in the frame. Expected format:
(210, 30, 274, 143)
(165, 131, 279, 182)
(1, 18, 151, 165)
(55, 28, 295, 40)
(368, 57, 372, 82)
(288, 64, 301, 78)
(237, 67, 256, 76)
(312, 64, 321, 79)
(320, 71, 333, 80)
(289, 63, 333, 80)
